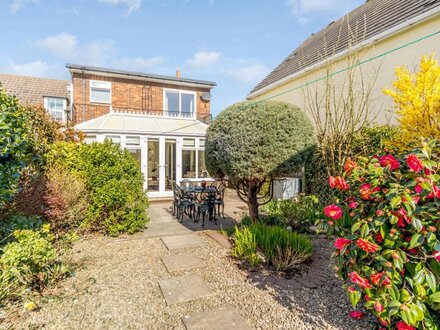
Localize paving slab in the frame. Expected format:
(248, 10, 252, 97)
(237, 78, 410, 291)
(161, 234, 205, 250)
(158, 275, 213, 305)
(161, 254, 204, 272)
(182, 306, 252, 330)
(144, 222, 191, 239)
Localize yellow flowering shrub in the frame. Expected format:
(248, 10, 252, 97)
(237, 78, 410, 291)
(384, 54, 440, 152)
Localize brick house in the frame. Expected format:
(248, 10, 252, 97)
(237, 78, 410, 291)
(67, 64, 216, 198)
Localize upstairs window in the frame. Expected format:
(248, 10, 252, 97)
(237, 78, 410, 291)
(90, 80, 111, 103)
(44, 97, 66, 122)
(164, 89, 195, 117)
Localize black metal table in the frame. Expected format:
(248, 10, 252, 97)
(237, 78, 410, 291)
(180, 186, 218, 225)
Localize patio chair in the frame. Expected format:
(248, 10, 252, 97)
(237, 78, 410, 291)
(172, 183, 180, 217)
(194, 189, 217, 226)
(175, 185, 195, 223)
(210, 181, 226, 219)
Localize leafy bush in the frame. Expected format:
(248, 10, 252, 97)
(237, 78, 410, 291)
(46, 141, 149, 236)
(0, 215, 44, 247)
(260, 194, 321, 230)
(206, 100, 316, 220)
(384, 54, 440, 153)
(319, 140, 440, 328)
(233, 222, 313, 270)
(0, 224, 69, 303)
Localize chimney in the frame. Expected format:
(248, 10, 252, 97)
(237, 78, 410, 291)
(176, 69, 181, 78)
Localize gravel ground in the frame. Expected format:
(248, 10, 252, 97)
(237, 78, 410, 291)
(3, 232, 376, 330)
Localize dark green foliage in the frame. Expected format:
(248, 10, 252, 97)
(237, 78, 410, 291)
(46, 141, 149, 236)
(0, 214, 44, 247)
(206, 101, 316, 180)
(233, 222, 313, 271)
(260, 194, 322, 231)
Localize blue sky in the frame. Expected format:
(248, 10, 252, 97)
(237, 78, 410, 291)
(0, 0, 363, 115)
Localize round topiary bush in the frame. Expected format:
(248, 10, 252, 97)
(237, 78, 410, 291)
(205, 100, 316, 220)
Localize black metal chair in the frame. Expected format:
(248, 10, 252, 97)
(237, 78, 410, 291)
(211, 181, 226, 219)
(194, 188, 217, 226)
(175, 185, 195, 223)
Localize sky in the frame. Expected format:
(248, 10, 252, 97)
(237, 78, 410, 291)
(0, 0, 364, 115)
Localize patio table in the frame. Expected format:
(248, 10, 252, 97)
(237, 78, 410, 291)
(179, 186, 218, 225)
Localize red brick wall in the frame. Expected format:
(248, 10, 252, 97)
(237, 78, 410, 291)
(71, 73, 211, 124)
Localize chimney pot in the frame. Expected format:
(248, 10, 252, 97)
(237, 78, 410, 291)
(176, 69, 181, 78)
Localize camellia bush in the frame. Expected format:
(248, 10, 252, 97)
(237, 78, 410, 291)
(318, 140, 440, 329)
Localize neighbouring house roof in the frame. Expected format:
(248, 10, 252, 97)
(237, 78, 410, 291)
(249, 0, 440, 97)
(0, 73, 70, 105)
(66, 64, 217, 89)
(75, 112, 208, 137)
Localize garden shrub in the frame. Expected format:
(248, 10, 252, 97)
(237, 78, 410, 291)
(233, 222, 313, 270)
(319, 140, 440, 328)
(260, 194, 321, 231)
(0, 214, 43, 247)
(206, 100, 316, 220)
(46, 141, 149, 236)
(0, 223, 69, 304)
(384, 54, 440, 153)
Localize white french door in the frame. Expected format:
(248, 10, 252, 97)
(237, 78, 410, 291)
(143, 136, 181, 197)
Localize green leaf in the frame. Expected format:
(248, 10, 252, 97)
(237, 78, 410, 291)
(351, 222, 361, 234)
(429, 292, 440, 303)
(360, 223, 369, 238)
(390, 196, 401, 209)
(426, 271, 437, 292)
(411, 217, 423, 232)
(414, 270, 425, 286)
(409, 234, 424, 248)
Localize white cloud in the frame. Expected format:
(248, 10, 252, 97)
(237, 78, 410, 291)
(112, 56, 165, 71)
(3, 60, 60, 78)
(9, 0, 37, 14)
(186, 51, 222, 70)
(228, 64, 271, 85)
(97, 0, 142, 15)
(36, 33, 78, 59)
(285, 0, 355, 25)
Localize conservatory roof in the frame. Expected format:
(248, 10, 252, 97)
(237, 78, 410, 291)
(74, 112, 208, 137)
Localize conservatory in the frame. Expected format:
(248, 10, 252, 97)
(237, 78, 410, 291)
(75, 112, 210, 198)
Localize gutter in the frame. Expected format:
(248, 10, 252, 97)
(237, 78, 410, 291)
(247, 5, 440, 99)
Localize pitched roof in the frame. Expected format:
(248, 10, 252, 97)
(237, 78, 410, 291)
(0, 73, 69, 105)
(66, 64, 217, 88)
(249, 0, 440, 96)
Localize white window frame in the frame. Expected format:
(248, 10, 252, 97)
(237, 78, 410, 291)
(44, 97, 66, 122)
(181, 137, 205, 179)
(90, 80, 112, 104)
(163, 88, 197, 117)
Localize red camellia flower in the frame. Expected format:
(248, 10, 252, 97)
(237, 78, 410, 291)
(414, 184, 422, 194)
(376, 209, 384, 216)
(406, 154, 424, 172)
(349, 311, 366, 320)
(379, 154, 400, 170)
(396, 321, 416, 330)
(334, 237, 351, 250)
(347, 286, 356, 293)
(375, 233, 383, 243)
(335, 176, 349, 190)
(324, 205, 343, 220)
(433, 250, 440, 262)
(374, 301, 384, 313)
(370, 272, 385, 286)
(360, 183, 372, 200)
(356, 239, 380, 253)
(349, 201, 358, 209)
(427, 185, 440, 199)
(328, 176, 336, 188)
(344, 160, 357, 174)
(349, 271, 372, 289)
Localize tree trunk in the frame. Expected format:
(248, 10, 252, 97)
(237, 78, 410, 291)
(247, 180, 260, 221)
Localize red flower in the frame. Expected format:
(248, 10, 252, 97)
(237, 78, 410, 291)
(406, 154, 424, 172)
(414, 184, 422, 194)
(379, 154, 400, 170)
(360, 183, 371, 200)
(349, 201, 358, 209)
(347, 286, 356, 293)
(376, 209, 384, 216)
(433, 250, 440, 261)
(374, 301, 384, 313)
(413, 196, 421, 204)
(427, 185, 440, 199)
(396, 321, 416, 330)
(349, 311, 366, 320)
(356, 239, 380, 253)
(349, 271, 372, 289)
(328, 176, 336, 188)
(334, 237, 351, 250)
(344, 160, 357, 174)
(370, 272, 385, 286)
(382, 276, 391, 287)
(375, 233, 383, 243)
(324, 205, 343, 220)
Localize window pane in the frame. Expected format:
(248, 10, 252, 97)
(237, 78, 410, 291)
(199, 139, 205, 147)
(148, 139, 159, 191)
(91, 88, 111, 103)
(181, 93, 194, 114)
(198, 150, 207, 178)
(183, 138, 195, 147)
(127, 148, 142, 169)
(165, 91, 179, 114)
(182, 150, 196, 178)
(84, 135, 97, 144)
(46, 97, 64, 110)
(126, 136, 140, 146)
(106, 135, 120, 144)
(50, 110, 64, 122)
